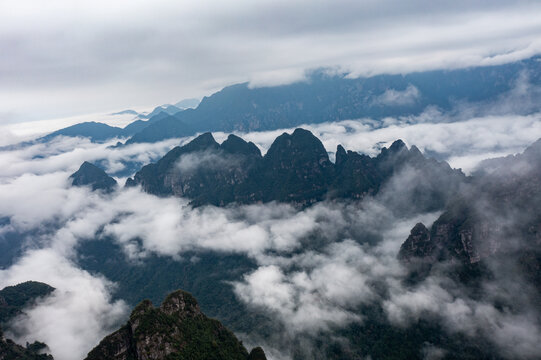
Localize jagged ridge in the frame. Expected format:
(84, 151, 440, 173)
(127, 128, 465, 210)
(85, 289, 266, 360)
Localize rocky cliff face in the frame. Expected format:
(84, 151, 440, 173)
(399, 138, 541, 283)
(70, 162, 118, 192)
(85, 290, 266, 360)
(127, 128, 465, 209)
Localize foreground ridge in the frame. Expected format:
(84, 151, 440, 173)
(85, 289, 266, 360)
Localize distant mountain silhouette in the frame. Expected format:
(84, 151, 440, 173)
(39, 56, 541, 144)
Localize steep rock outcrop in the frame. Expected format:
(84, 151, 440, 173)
(85, 290, 264, 360)
(399, 138, 541, 275)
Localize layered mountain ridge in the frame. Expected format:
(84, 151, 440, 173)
(125, 128, 465, 210)
(38, 56, 541, 145)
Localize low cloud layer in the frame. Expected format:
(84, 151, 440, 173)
(373, 84, 420, 106)
(0, 117, 541, 359)
(0, 249, 127, 360)
(176, 150, 243, 174)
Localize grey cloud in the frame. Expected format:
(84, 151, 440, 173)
(421, 343, 447, 360)
(1, 122, 541, 358)
(228, 112, 541, 173)
(0, 249, 128, 360)
(1, 1, 541, 121)
(373, 85, 420, 106)
(176, 150, 243, 174)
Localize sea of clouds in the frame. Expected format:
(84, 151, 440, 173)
(1, 112, 541, 359)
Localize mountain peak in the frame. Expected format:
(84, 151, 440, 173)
(248, 347, 268, 360)
(183, 132, 219, 152)
(86, 289, 257, 360)
(160, 289, 201, 317)
(266, 128, 329, 162)
(389, 139, 407, 153)
(398, 222, 432, 262)
(221, 134, 261, 156)
(335, 144, 347, 166)
(70, 162, 117, 192)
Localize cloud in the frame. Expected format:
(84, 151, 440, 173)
(421, 343, 447, 360)
(373, 85, 420, 106)
(0, 249, 128, 360)
(0, 136, 181, 176)
(225, 112, 541, 173)
(176, 150, 243, 173)
(1, 0, 541, 122)
(383, 276, 541, 358)
(1, 120, 541, 358)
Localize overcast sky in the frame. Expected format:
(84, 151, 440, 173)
(1, 0, 541, 124)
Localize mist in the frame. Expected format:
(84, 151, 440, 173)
(0, 115, 541, 359)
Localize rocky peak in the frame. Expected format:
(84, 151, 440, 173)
(85, 289, 259, 360)
(248, 347, 268, 360)
(69, 162, 117, 192)
(159, 290, 201, 317)
(376, 140, 410, 169)
(398, 223, 433, 261)
(335, 144, 347, 166)
(386, 139, 407, 154)
(265, 128, 330, 166)
(221, 134, 261, 156)
(398, 137, 541, 274)
(183, 132, 219, 152)
(129, 129, 465, 208)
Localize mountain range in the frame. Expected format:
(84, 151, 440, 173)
(61, 128, 541, 359)
(123, 128, 464, 211)
(38, 56, 541, 145)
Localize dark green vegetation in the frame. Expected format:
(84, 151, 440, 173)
(0, 282, 55, 360)
(40, 56, 541, 144)
(70, 161, 118, 192)
(76, 237, 509, 360)
(0, 281, 55, 324)
(0, 333, 53, 360)
(76, 241, 269, 336)
(85, 289, 266, 360)
(127, 128, 465, 210)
